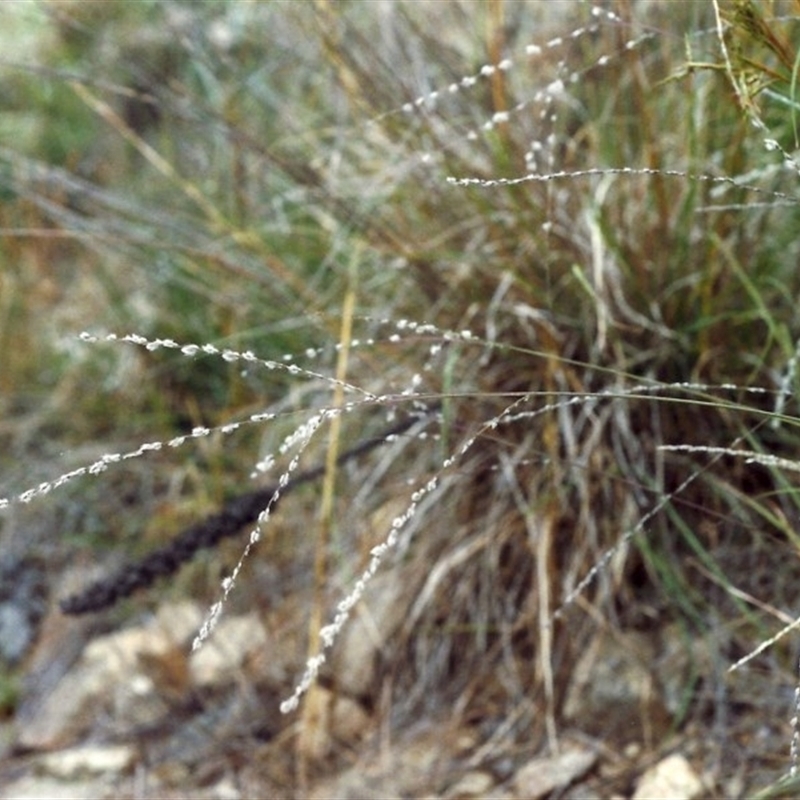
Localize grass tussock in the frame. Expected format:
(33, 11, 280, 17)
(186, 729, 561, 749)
(2, 0, 800, 795)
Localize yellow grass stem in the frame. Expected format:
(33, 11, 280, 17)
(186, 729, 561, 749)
(297, 247, 359, 775)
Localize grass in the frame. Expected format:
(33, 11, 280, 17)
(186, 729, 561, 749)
(2, 0, 800, 795)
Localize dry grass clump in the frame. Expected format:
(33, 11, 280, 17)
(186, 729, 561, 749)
(3, 0, 800, 795)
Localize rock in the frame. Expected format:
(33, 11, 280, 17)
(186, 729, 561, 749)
(0, 775, 114, 800)
(189, 612, 271, 687)
(331, 693, 372, 745)
(40, 744, 136, 779)
(15, 602, 203, 750)
(512, 746, 597, 799)
(331, 571, 409, 696)
(632, 753, 704, 800)
(444, 769, 496, 798)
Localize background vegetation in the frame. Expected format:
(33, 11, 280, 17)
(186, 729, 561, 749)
(2, 0, 800, 796)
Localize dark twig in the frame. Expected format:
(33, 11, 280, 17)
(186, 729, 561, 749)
(60, 408, 439, 615)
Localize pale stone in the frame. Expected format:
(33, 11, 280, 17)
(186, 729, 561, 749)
(332, 571, 408, 696)
(513, 747, 597, 799)
(40, 744, 135, 779)
(632, 753, 704, 800)
(155, 600, 205, 643)
(0, 776, 112, 800)
(331, 694, 372, 744)
(189, 612, 270, 686)
(16, 604, 202, 750)
(444, 769, 495, 798)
